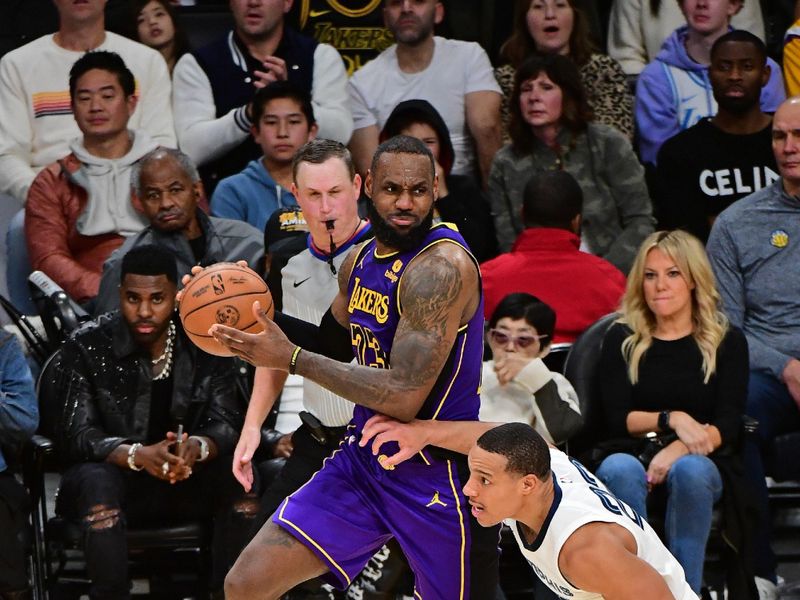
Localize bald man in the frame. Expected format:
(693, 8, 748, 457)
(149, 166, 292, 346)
(706, 96, 800, 598)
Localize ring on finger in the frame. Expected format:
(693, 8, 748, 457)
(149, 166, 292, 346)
(161, 461, 169, 475)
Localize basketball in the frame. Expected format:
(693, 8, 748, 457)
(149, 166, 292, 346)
(178, 263, 274, 356)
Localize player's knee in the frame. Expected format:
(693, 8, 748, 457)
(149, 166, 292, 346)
(225, 560, 280, 600)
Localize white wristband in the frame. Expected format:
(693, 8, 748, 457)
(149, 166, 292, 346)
(127, 443, 144, 471)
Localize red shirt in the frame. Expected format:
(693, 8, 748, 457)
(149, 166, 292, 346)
(481, 228, 626, 343)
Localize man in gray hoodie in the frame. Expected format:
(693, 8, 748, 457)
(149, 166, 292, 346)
(25, 50, 159, 306)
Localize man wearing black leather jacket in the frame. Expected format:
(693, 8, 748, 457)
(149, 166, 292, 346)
(50, 244, 257, 600)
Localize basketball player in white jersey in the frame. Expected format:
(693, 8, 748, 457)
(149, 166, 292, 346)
(359, 418, 698, 600)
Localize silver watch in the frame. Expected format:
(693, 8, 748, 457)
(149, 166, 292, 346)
(189, 435, 209, 462)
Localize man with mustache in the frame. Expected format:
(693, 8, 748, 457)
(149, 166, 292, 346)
(52, 244, 256, 599)
(655, 30, 778, 243)
(214, 135, 500, 599)
(93, 147, 263, 315)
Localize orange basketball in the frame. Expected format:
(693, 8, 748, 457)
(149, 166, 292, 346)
(178, 263, 274, 357)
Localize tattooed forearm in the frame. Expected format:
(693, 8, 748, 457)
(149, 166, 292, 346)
(294, 243, 477, 421)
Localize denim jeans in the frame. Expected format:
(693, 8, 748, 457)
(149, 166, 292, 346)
(596, 452, 722, 593)
(743, 371, 800, 582)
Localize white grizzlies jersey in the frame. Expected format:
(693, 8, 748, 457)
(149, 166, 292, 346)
(507, 449, 696, 600)
(280, 225, 372, 427)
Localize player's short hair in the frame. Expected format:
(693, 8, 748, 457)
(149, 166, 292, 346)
(711, 29, 767, 63)
(120, 244, 178, 285)
(477, 423, 551, 480)
(130, 148, 200, 197)
(251, 81, 316, 126)
(69, 50, 136, 101)
(488, 293, 556, 345)
(292, 139, 355, 182)
(522, 170, 583, 230)
(370, 135, 435, 180)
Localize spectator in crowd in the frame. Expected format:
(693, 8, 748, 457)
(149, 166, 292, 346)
(595, 229, 751, 596)
(134, 0, 191, 75)
(706, 96, 800, 600)
(495, 0, 633, 140)
(635, 0, 784, 166)
(286, 0, 392, 75)
(608, 0, 764, 77)
(489, 54, 654, 273)
(172, 0, 351, 194)
(348, 0, 502, 186)
(479, 293, 582, 446)
(483, 170, 626, 342)
(656, 30, 778, 242)
(0, 333, 38, 600)
(94, 148, 263, 315)
(379, 99, 498, 262)
(25, 51, 159, 306)
(211, 82, 317, 232)
(52, 245, 256, 600)
(0, 0, 175, 204)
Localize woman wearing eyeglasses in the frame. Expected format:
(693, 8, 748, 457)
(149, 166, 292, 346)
(595, 230, 751, 595)
(479, 293, 582, 446)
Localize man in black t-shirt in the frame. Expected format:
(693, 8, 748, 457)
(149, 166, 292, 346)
(655, 30, 778, 243)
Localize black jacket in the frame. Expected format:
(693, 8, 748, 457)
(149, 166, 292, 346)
(50, 313, 244, 465)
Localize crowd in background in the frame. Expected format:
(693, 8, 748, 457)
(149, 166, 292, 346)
(2, 0, 800, 598)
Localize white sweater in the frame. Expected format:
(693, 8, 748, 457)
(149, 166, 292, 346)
(0, 32, 176, 202)
(608, 0, 765, 76)
(172, 39, 352, 168)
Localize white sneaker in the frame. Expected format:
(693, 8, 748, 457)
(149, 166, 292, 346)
(755, 576, 778, 600)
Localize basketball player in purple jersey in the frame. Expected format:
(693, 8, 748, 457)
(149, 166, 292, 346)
(212, 135, 499, 599)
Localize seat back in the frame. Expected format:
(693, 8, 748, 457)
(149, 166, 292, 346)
(5, 208, 37, 315)
(542, 342, 571, 373)
(562, 313, 619, 461)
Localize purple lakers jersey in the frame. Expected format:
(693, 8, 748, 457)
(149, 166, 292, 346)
(347, 223, 484, 430)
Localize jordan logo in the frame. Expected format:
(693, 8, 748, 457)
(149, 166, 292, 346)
(426, 492, 447, 508)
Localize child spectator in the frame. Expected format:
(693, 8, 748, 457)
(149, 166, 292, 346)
(134, 0, 191, 75)
(211, 83, 317, 232)
(608, 0, 764, 76)
(496, 0, 633, 139)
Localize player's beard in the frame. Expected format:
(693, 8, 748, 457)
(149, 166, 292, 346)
(367, 201, 434, 253)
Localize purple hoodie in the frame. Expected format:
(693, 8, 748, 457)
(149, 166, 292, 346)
(634, 26, 785, 165)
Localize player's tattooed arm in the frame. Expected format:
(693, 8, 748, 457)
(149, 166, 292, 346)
(209, 242, 479, 421)
(296, 242, 479, 421)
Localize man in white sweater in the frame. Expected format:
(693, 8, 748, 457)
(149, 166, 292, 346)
(0, 0, 175, 204)
(172, 0, 352, 194)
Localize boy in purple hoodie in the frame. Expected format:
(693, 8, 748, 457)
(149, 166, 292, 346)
(634, 0, 784, 166)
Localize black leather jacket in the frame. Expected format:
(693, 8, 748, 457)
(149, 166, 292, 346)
(48, 313, 244, 465)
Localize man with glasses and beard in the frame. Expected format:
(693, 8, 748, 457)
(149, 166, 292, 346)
(212, 135, 500, 600)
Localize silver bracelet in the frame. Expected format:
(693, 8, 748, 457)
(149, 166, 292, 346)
(188, 435, 209, 462)
(127, 443, 144, 471)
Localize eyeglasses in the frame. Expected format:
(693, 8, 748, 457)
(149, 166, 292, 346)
(488, 329, 548, 349)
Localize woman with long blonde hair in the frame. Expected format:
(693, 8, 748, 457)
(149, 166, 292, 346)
(595, 230, 748, 594)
